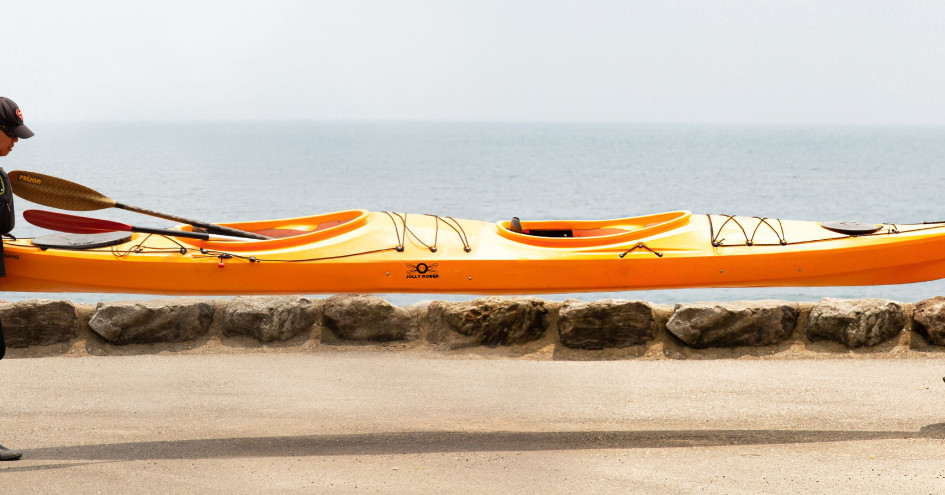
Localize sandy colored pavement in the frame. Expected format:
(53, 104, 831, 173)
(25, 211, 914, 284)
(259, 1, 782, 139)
(1, 352, 945, 494)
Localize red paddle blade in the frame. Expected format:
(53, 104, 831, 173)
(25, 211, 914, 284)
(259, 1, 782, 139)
(23, 209, 133, 235)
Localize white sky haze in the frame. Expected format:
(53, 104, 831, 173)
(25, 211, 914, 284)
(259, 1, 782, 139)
(1, 0, 944, 124)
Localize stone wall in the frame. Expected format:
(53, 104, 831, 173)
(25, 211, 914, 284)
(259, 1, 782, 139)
(3, 295, 945, 358)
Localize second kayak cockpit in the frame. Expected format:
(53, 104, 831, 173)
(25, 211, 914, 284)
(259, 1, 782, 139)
(495, 211, 692, 247)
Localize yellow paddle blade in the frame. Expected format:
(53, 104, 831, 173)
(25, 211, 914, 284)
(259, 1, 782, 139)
(8, 170, 117, 211)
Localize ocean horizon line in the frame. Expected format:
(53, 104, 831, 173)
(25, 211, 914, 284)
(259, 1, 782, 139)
(33, 119, 945, 129)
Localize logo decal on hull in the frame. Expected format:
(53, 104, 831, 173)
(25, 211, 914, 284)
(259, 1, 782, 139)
(406, 262, 439, 279)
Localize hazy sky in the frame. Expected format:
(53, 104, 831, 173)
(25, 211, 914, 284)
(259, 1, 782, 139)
(1, 0, 943, 124)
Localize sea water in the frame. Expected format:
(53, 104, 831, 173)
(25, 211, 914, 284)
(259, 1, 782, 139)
(4, 121, 945, 305)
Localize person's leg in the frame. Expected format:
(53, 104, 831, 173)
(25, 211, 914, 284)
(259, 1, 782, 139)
(0, 315, 19, 460)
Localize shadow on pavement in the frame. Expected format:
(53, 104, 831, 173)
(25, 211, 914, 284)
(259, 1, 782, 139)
(0, 461, 112, 473)
(10, 423, 945, 462)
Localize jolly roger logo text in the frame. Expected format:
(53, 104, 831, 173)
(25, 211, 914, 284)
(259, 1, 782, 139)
(406, 263, 439, 279)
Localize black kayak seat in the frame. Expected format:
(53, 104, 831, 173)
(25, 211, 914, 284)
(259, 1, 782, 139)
(509, 217, 574, 237)
(32, 232, 133, 250)
(510, 217, 523, 234)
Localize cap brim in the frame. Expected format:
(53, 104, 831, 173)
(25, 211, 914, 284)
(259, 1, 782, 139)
(13, 125, 34, 139)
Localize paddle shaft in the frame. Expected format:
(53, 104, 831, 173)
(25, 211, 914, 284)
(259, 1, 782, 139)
(115, 203, 269, 240)
(129, 224, 210, 240)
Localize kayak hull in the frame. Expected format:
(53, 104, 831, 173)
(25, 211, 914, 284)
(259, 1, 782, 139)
(4, 210, 945, 295)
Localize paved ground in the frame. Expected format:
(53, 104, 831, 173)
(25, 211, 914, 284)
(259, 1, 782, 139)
(1, 352, 945, 494)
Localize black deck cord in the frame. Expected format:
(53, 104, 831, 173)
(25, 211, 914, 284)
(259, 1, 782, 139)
(748, 217, 788, 246)
(709, 214, 788, 247)
(429, 214, 439, 252)
(191, 246, 398, 263)
(709, 214, 749, 247)
(382, 211, 406, 252)
(707, 214, 715, 246)
(619, 242, 662, 258)
(110, 234, 189, 258)
(110, 233, 402, 263)
(392, 213, 437, 253)
(443, 216, 472, 252)
(384, 212, 439, 253)
(427, 215, 472, 253)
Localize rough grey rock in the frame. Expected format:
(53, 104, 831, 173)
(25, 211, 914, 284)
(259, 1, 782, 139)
(426, 297, 548, 347)
(221, 296, 316, 342)
(807, 298, 904, 348)
(89, 299, 214, 344)
(323, 294, 418, 341)
(666, 300, 798, 348)
(910, 297, 945, 346)
(0, 299, 77, 347)
(558, 299, 655, 349)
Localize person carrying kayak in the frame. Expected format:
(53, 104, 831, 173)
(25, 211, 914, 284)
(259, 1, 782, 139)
(0, 96, 33, 462)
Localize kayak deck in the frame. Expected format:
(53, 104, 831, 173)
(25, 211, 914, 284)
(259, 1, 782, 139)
(3, 210, 945, 295)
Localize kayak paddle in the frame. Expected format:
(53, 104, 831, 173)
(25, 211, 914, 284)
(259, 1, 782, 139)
(24, 209, 214, 241)
(9, 170, 272, 240)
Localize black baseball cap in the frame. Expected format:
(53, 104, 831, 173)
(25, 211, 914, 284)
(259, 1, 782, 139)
(0, 97, 34, 139)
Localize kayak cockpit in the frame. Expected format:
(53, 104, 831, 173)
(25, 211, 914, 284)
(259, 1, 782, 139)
(176, 209, 369, 251)
(250, 219, 355, 239)
(496, 211, 691, 247)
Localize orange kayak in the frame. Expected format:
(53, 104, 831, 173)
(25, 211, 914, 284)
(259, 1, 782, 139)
(3, 209, 945, 295)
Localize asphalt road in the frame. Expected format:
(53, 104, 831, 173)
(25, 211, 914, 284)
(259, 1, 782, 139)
(2, 352, 945, 494)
